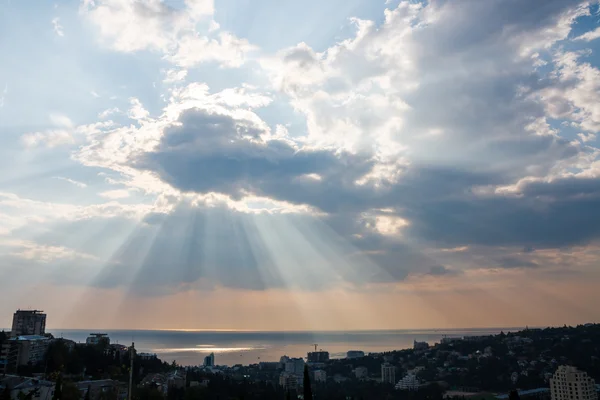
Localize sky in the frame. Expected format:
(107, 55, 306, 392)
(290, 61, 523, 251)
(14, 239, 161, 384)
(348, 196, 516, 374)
(1, 0, 600, 331)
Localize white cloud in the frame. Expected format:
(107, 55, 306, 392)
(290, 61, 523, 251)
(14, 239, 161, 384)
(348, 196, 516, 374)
(163, 69, 188, 84)
(1, 239, 96, 263)
(98, 107, 121, 119)
(99, 189, 130, 199)
(208, 20, 220, 33)
(22, 130, 74, 148)
(578, 132, 597, 143)
(90, 90, 101, 98)
(49, 113, 73, 128)
(539, 50, 600, 133)
(574, 26, 600, 42)
(53, 177, 88, 188)
(168, 32, 256, 68)
(52, 17, 64, 37)
(127, 98, 150, 121)
(80, 0, 248, 69)
(0, 84, 6, 108)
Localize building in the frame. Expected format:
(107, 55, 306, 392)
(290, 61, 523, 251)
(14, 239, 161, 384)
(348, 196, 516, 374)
(77, 380, 128, 400)
(279, 373, 298, 389)
(550, 366, 597, 400)
(0, 335, 50, 373)
(354, 366, 368, 379)
(11, 310, 46, 336)
(285, 358, 305, 375)
(307, 351, 329, 363)
(1, 376, 55, 400)
(381, 363, 396, 384)
(259, 362, 280, 371)
(347, 350, 365, 359)
(313, 370, 327, 383)
(138, 352, 157, 361)
(203, 352, 215, 367)
(86, 333, 110, 346)
(395, 373, 421, 391)
(413, 340, 429, 351)
(441, 337, 462, 345)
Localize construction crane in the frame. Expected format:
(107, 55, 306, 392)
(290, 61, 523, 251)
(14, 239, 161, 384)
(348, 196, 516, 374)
(312, 343, 318, 352)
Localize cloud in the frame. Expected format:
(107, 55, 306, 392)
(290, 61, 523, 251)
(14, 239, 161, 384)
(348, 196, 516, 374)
(49, 113, 73, 128)
(53, 177, 88, 188)
(98, 107, 121, 119)
(0, 83, 6, 108)
(573, 26, 600, 42)
(0, 238, 95, 263)
(22, 130, 74, 148)
(99, 189, 130, 199)
(163, 69, 187, 84)
(52, 17, 64, 37)
(81, 0, 252, 69)
(7, 0, 600, 299)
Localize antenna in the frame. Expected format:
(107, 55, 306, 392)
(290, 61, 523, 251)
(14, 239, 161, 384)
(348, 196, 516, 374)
(312, 344, 318, 352)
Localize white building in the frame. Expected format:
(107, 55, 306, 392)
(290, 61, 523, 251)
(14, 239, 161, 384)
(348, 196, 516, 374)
(550, 366, 597, 400)
(354, 366, 368, 379)
(381, 363, 396, 384)
(395, 374, 421, 391)
(313, 370, 326, 383)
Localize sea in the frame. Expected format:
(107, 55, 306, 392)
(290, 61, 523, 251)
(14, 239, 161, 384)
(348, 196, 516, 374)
(37, 328, 521, 367)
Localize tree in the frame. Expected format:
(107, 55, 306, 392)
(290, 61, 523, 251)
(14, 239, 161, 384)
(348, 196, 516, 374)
(285, 390, 291, 400)
(53, 374, 63, 400)
(509, 390, 521, 400)
(84, 386, 91, 400)
(2, 386, 11, 400)
(62, 382, 82, 400)
(303, 365, 313, 400)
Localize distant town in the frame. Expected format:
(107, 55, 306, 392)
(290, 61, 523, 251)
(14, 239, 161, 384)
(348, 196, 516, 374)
(2, 309, 600, 400)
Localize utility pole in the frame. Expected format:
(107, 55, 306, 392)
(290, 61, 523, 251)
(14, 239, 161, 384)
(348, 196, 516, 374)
(128, 342, 134, 400)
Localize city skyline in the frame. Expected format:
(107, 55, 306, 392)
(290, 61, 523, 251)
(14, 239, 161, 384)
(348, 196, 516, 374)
(1, 0, 600, 330)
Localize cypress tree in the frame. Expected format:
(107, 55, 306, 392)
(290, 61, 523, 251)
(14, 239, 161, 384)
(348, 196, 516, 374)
(52, 374, 62, 400)
(303, 365, 312, 400)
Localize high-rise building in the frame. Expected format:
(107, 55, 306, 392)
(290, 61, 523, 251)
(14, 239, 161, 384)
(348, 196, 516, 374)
(550, 366, 597, 400)
(313, 370, 327, 383)
(86, 333, 110, 346)
(203, 352, 215, 367)
(285, 358, 305, 375)
(11, 310, 46, 336)
(381, 363, 396, 385)
(0, 335, 50, 373)
(347, 350, 365, 359)
(307, 351, 329, 363)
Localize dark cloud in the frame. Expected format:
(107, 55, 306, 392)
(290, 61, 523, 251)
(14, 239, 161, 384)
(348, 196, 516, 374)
(138, 108, 374, 205)
(496, 256, 539, 269)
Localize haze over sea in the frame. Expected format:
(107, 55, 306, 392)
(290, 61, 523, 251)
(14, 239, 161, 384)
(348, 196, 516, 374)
(40, 328, 519, 366)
